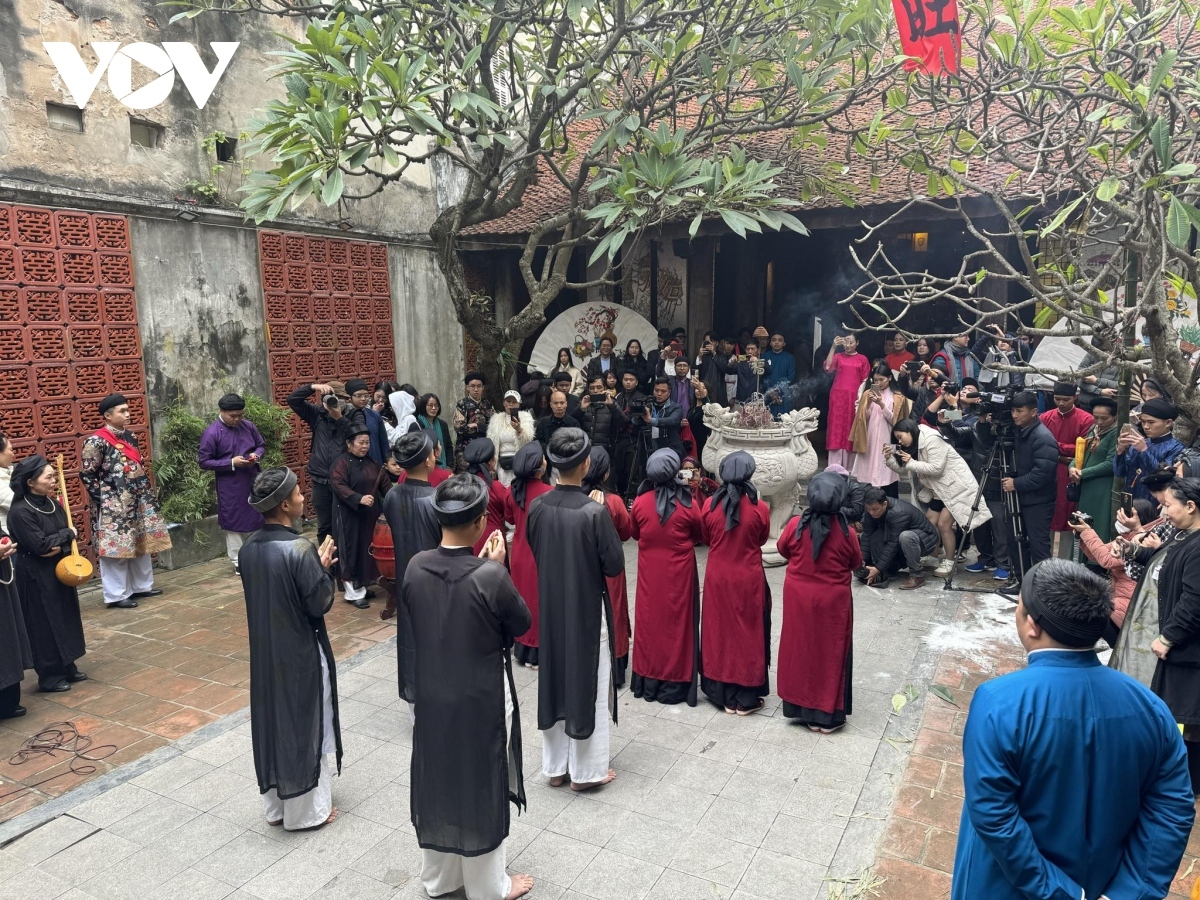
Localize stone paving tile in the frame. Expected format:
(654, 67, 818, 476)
(0, 551, 395, 824)
(20, 551, 1179, 900)
(570, 847, 663, 900)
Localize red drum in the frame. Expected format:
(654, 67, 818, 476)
(369, 520, 395, 580)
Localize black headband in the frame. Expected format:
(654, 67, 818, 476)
(432, 479, 489, 526)
(548, 432, 591, 470)
(248, 468, 298, 513)
(395, 431, 435, 470)
(1020, 563, 1107, 648)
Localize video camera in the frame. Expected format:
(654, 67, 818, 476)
(979, 387, 1016, 417)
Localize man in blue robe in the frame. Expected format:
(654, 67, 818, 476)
(762, 332, 796, 416)
(952, 559, 1194, 900)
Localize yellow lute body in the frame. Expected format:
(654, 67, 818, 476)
(52, 453, 93, 587)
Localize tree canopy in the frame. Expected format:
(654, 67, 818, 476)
(174, 0, 896, 395)
(849, 0, 1200, 431)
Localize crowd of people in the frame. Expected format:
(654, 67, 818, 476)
(4, 319, 1200, 900)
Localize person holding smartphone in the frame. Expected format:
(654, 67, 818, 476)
(824, 335, 871, 467)
(848, 365, 909, 499)
(199, 393, 267, 576)
(1114, 398, 1186, 506)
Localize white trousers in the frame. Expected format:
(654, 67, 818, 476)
(542, 633, 610, 784)
(421, 845, 510, 900)
(420, 670, 515, 900)
(225, 531, 251, 565)
(261, 648, 337, 830)
(344, 581, 366, 601)
(99, 554, 154, 606)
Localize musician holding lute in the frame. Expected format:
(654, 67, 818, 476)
(7, 454, 87, 694)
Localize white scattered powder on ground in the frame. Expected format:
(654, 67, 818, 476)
(922, 591, 1022, 666)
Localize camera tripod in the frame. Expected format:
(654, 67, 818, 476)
(623, 425, 655, 508)
(942, 420, 1030, 595)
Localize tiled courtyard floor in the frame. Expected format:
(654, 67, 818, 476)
(0, 543, 965, 899)
(3, 547, 1197, 899)
(0, 554, 396, 824)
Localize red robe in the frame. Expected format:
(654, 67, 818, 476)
(776, 516, 862, 717)
(503, 480, 554, 648)
(630, 493, 705, 685)
(471, 476, 511, 557)
(700, 495, 771, 688)
(1039, 405, 1094, 531)
(601, 492, 634, 663)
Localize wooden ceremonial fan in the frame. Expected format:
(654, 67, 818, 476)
(53, 454, 94, 587)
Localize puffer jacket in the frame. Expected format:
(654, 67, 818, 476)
(886, 424, 991, 530)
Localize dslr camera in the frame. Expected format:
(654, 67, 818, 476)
(1069, 510, 1094, 527)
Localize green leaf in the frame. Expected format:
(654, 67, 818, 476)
(320, 167, 344, 205)
(1149, 50, 1177, 96)
(1150, 116, 1171, 169)
(1166, 196, 1192, 247)
(891, 693, 907, 714)
(1096, 176, 1119, 202)
(929, 684, 958, 707)
(1041, 195, 1084, 237)
(1164, 163, 1197, 178)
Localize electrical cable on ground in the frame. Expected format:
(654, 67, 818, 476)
(0, 722, 118, 803)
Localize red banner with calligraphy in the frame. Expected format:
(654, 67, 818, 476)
(891, 0, 961, 75)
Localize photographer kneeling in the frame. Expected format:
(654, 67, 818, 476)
(856, 486, 941, 590)
(885, 419, 991, 577)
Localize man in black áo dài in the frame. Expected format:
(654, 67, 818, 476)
(527, 428, 625, 791)
(402, 474, 534, 900)
(382, 430, 442, 718)
(240, 467, 342, 831)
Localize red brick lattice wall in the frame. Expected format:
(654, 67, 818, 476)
(257, 231, 395, 503)
(0, 204, 149, 555)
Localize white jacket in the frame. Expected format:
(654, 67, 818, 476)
(885, 424, 991, 530)
(487, 411, 536, 486)
(387, 391, 418, 445)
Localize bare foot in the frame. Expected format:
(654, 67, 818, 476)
(284, 806, 339, 832)
(571, 769, 616, 792)
(506, 874, 534, 900)
(548, 774, 569, 787)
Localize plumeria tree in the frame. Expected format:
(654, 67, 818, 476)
(173, 0, 895, 397)
(844, 0, 1200, 433)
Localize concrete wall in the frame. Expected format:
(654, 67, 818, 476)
(130, 216, 269, 441)
(390, 244, 464, 415)
(0, 0, 436, 236)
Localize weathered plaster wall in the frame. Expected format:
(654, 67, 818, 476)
(0, 0, 436, 236)
(130, 216, 269, 445)
(390, 244, 464, 414)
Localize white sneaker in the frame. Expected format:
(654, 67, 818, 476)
(920, 556, 942, 569)
(935, 559, 955, 576)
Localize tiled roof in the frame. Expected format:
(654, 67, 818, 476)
(461, 103, 1015, 237)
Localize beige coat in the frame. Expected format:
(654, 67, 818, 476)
(885, 424, 991, 530)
